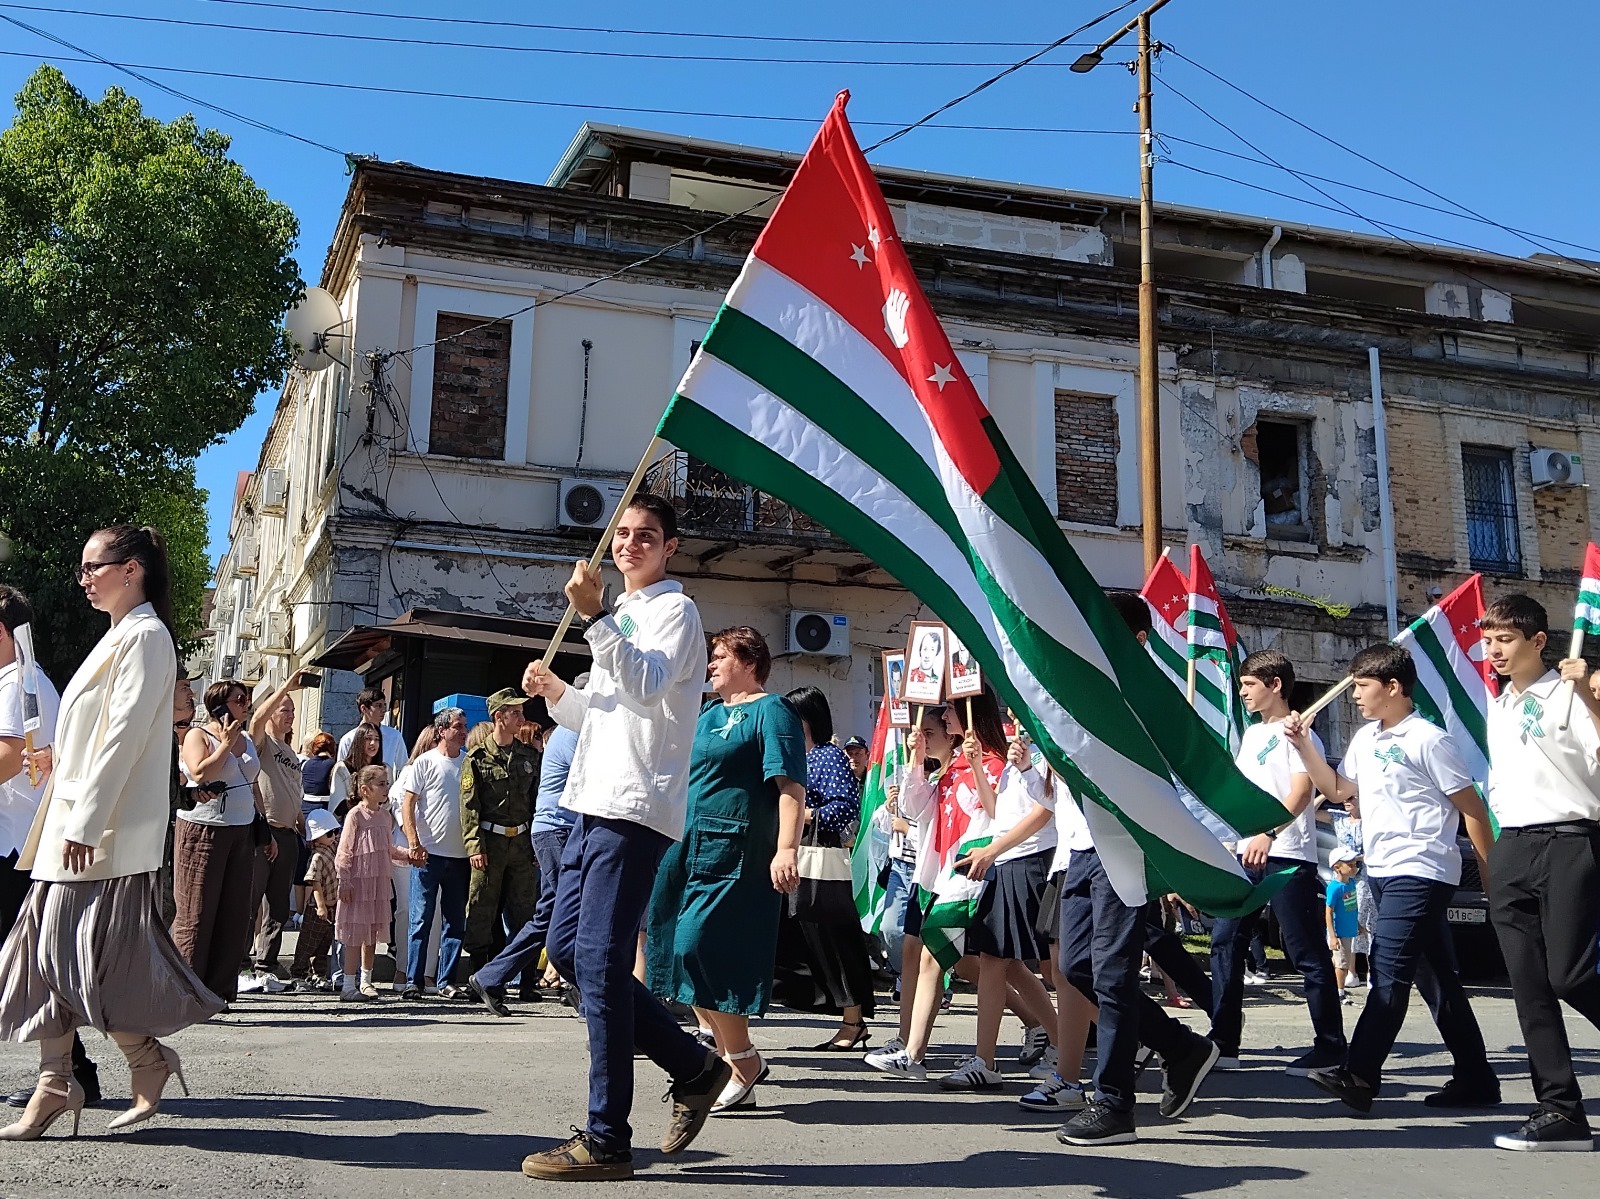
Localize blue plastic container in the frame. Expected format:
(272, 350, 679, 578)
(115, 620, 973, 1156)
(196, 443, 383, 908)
(433, 692, 490, 729)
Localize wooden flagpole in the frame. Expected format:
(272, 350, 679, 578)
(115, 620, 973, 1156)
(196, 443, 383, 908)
(1300, 674, 1355, 723)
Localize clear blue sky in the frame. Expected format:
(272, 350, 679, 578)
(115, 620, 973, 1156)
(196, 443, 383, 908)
(3, 0, 1597, 561)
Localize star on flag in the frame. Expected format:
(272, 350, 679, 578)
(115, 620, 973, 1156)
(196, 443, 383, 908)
(927, 363, 956, 390)
(849, 243, 870, 269)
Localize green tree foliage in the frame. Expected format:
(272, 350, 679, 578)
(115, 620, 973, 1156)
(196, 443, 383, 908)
(0, 66, 299, 679)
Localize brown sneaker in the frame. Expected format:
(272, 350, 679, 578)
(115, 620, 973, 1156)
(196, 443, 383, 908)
(521, 1128, 633, 1181)
(659, 1050, 733, 1155)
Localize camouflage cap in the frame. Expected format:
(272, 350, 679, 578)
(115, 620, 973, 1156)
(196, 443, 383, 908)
(487, 687, 527, 714)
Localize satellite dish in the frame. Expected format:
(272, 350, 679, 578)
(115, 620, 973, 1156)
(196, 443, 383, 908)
(285, 286, 347, 372)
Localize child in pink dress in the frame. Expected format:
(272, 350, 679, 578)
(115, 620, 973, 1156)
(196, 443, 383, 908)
(337, 765, 414, 1001)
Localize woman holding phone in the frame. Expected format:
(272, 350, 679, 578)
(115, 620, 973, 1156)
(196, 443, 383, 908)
(0, 526, 222, 1138)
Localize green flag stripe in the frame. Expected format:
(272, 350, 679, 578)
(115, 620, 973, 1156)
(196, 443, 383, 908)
(1405, 619, 1489, 755)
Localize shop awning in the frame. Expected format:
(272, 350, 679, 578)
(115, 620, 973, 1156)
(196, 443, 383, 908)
(312, 608, 592, 674)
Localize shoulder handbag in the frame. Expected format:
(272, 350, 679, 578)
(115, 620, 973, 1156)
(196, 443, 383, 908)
(788, 816, 858, 926)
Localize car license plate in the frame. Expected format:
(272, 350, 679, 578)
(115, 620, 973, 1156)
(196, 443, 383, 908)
(1447, 906, 1487, 925)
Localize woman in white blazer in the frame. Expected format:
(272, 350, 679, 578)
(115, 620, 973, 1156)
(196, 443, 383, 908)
(0, 526, 222, 1140)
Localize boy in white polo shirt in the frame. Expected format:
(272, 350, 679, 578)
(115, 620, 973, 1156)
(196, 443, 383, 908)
(1480, 594, 1600, 1152)
(1209, 650, 1346, 1077)
(1285, 643, 1498, 1113)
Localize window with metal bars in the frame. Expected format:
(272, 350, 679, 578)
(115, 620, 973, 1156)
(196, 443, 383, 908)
(1461, 446, 1522, 574)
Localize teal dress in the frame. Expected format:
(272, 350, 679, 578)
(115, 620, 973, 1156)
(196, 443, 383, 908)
(646, 694, 808, 1016)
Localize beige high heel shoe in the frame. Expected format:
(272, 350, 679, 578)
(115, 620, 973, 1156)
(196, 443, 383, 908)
(0, 1075, 84, 1140)
(106, 1041, 188, 1131)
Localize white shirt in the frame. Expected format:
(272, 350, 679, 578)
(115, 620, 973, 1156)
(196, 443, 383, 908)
(1340, 711, 1475, 883)
(338, 722, 408, 773)
(178, 726, 262, 827)
(403, 747, 466, 858)
(549, 579, 707, 842)
(1485, 670, 1600, 827)
(0, 660, 61, 857)
(1235, 720, 1324, 863)
(992, 764, 1056, 864)
(1050, 775, 1094, 874)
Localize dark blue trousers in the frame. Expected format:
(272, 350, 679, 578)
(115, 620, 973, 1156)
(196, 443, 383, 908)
(1059, 850, 1206, 1112)
(546, 815, 706, 1150)
(475, 827, 570, 992)
(1210, 859, 1345, 1059)
(1346, 874, 1494, 1093)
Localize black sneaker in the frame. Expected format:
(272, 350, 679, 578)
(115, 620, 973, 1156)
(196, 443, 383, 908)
(466, 974, 510, 1018)
(521, 1127, 634, 1180)
(1424, 1075, 1501, 1109)
(1057, 1099, 1137, 1146)
(1158, 1036, 1220, 1119)
(1307, 1065, 1375, 1113)
(1285, 1049, 1344, 1078)
(1494, 1108, 1594, 1152)
(397, 985, 422, 1002)
(659, 1050, 733, 1155)
(4, 1085, 29, 1109)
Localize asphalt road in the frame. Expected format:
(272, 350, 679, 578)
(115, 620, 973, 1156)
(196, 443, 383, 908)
(0, 972, 1594, 1197)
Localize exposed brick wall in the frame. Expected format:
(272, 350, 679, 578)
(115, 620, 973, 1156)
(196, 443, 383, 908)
(430, 313, 510, 458)
(1387, 407, 1457, 567)
(1055, 390, 1118, 525)
(1535, 474, 1590, 584)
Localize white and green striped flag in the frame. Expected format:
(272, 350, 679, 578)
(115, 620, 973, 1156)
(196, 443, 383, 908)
(1187, 544, 1247, 754)
(1574, 543, 1600, 642)
(1395, 574, 1493, 785)
(654, 97, 1288, 915)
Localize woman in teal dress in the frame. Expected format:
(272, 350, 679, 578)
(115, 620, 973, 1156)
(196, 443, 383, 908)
(646, 626, 807, 1114)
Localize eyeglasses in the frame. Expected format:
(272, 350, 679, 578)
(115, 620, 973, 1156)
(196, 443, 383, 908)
(75, 559, 129, 582)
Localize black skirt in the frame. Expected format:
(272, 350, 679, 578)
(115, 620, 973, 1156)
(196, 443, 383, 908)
(970, 849, 1053, 962)
(772, 906, 877, 1018)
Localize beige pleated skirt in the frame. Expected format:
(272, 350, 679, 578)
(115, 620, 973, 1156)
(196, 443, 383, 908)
(0, 872, 224, 1042)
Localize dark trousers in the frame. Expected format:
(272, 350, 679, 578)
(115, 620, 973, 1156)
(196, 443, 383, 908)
(1059, 849, 1206, 1113)
(171, 820, 257, 1002)
(1346, 874, 1494, 1092)
(547, 815, 706, 1150)
(1145, 904, 1213, 1011)
(1211, 859, 1344, 1058)
(291, 907, 336, 978)
(1489, 823, 1600, 1123)
(476, 826, 570, 992)
(248, 825, 300, 969)
(464, 833, 539, 961)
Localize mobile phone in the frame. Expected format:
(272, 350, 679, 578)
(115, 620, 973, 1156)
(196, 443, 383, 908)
(297, 670, 322, 689)
(952, 854, 975, 874)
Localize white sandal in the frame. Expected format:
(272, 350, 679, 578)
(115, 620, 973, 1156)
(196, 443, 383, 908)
(710, 1046, 768, 1114)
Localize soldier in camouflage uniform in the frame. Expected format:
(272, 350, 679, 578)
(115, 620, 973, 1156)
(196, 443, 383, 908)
(461, 688, 541, 982)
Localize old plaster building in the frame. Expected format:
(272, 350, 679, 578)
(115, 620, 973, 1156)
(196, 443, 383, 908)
(211, 123, 1600, 752)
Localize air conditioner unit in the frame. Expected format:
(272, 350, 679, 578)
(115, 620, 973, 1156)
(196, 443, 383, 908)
(240, 650, 263, 682)
(238, 620, 260, 642)
(558, 477, 630, 529)
(220, 655, 238, 680)
(1531, 447, 1585, 489)
(788, 611, 851, 657)
(259, 467, 288, 514)
(263, 611, 290, 652)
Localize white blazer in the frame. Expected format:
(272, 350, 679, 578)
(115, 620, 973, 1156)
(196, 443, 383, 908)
(19, 603, 177, 883)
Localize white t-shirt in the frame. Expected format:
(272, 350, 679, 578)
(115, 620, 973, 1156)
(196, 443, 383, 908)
(403, 747, 466, 858)
(0, 660, 61, 858)
(1340, 711, 1475, 884)
(992, 763, 1056, 864)
(1049, 775, 1094, 875)
(1485, 671, 1600, 827)
(1235, 720, 1324, 863)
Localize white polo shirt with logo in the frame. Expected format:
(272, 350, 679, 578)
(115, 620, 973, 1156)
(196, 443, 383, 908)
(1339, 711, 1475, 884)
(1235, 720, 1323, 863)
(1485, 670, 1600, 828)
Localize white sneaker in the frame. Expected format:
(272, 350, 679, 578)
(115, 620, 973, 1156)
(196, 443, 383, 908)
(260, 974, 289, 994)
(872, 1036, 906, 1059)
(1028, 1045, 1061, 1081)
(865, 1048, 927, 1081)
(236, 971, 265, 994)
(938, 1054, 1004, 1091)
(1018, 1024, 1051, 1068)
(1019, 1074, 1088, 1111)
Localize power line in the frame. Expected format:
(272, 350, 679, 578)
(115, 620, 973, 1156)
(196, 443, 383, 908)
(193, 0, 1076, 48)
(1164, 47, 1600, 277)
(0, 4, 1089, 68)
(0, 49, 1139, 136)
(0, 11, 346, 156)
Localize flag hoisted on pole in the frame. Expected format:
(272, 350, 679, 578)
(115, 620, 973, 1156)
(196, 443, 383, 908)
(1560, 542, 1600, 730)
(1396, 573, 1495, 785)
(851, 695, 896, 934)
(1140, 550, 1192, 697)
(1186, 545, 1247, 754)
(654, 93, 1289, 915)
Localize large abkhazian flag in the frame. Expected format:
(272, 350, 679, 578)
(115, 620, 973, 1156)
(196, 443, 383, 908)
(655, 95, 1289, 914)
(1573, 543, 1600, 645)
(1187, 545, 1247, 753)
(1397, 574, 1494, 785)
(851, 696, 895, 934)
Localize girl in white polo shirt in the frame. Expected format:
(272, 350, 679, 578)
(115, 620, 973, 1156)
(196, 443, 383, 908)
(1285, 643, 1498, 1115)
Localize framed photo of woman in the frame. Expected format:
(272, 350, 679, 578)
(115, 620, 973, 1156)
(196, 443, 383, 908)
(882, 650, 911, 728)
(946, 629, 983, 699)
(903, 621, 948, 705)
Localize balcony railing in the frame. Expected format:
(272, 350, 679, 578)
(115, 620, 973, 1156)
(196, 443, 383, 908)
(643, 451, 842, 545)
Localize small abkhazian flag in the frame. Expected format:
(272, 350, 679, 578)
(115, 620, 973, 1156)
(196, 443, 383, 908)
(1141, 552, 1191, 697)
(919, 821, 994, 970)
(1395, 573, 1495, 786)
(654, 94, 1288, 915)
(851, 696, 895, 933)
(1573, 543, 1600, 643)
(1186, 545, 1247, 753)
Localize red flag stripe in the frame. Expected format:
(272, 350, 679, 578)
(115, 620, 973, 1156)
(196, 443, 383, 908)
(1140, 554, 1191, 629)
(1188, 544, 1239, 646)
